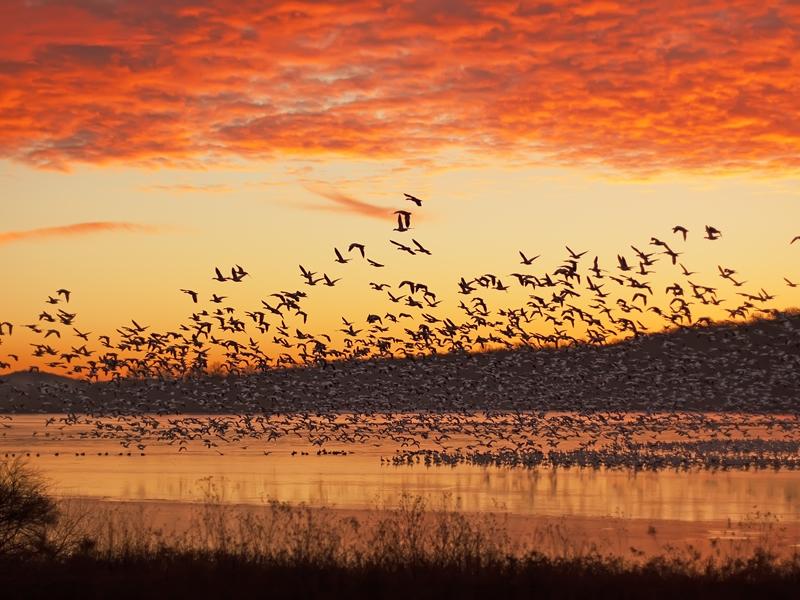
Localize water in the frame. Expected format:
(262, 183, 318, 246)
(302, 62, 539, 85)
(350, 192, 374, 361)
(2, 414, 799, 523)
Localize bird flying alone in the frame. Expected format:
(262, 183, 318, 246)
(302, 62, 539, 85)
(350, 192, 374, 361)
(180, 289, 199, 303)
(412, 239, 431, 255)
(348, 242, 366, 258)
(334, 248, 350, 264)
(404, 193, 423, 206)
(390, 240, 415, 255)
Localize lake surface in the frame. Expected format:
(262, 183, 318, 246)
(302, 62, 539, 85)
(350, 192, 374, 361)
(2, 414, 799, 523)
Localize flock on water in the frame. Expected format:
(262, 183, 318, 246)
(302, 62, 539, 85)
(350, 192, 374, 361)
(1, 193, 799, 472)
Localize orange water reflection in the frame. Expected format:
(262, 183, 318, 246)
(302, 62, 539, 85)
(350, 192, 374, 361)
(2, 414, 799, 522)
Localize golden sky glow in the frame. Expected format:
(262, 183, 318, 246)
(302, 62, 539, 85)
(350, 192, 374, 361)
(1, 1, 799, 373)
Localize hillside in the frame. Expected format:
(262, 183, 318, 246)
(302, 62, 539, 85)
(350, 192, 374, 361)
(1, 312, 798, 414)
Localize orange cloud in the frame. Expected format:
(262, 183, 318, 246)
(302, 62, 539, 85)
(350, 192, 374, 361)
(0, 1, 799, 173)
(303, 184, 393, 219)
(141, 183, 235, 194)
(0, 222, 166, 246)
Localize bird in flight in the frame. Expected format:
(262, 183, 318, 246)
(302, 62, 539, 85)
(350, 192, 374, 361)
(704, 225, 722, 240)
(56, 289, 71, 303)
(230, 265, 249, 282)
(212, 268, 228, 282)
(566, 246, 587, 259)
(404, 193, 423, 206)
(393, 210, 412, 232)
(519, 251, 539, 265)
(390, 240, 416, 255)
(180, 289, 199, 303)
(72, 328, 91, 341)
(672, 225, 688, 241)
(412, 239, 431, 255)
(348, 243, 366, 258)
(334, 248, 350, 264)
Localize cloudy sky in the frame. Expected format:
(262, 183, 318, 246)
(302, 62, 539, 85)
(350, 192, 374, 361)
(2, 1, 799, 370)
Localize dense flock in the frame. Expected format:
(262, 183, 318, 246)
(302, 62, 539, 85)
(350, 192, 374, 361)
(1, 194, 799, 471)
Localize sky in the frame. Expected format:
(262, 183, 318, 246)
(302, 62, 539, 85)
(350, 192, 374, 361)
(1, 1, 799, 372)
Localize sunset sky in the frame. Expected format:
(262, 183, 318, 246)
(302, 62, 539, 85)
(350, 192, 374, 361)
(2, 1, 799, 371)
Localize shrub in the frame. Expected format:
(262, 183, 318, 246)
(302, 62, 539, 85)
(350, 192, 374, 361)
(0, 458, 59, 556)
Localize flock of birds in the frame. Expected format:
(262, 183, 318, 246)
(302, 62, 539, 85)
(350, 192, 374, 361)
(1, 193, 799, 471)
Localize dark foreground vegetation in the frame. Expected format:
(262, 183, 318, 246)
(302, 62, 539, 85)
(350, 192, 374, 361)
(1, 459, 799, 598)
(3, 550, 800, 599)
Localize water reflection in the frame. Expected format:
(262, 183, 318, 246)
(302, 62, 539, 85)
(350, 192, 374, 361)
(2, 414, 799, 522)
(6, 451, 800, 522)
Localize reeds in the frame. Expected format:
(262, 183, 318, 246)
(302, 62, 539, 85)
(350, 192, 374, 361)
(2, 496, 800, 598)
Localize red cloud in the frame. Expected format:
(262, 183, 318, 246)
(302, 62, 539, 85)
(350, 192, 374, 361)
(303, 184, 393, 219)
(1, 1, 798, 173)
(0, 222, 165, 246)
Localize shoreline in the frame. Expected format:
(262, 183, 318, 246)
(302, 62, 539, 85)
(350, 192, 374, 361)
(55, 495, 800, 561)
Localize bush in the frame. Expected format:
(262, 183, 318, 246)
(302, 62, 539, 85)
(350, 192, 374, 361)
(0, 458, 59, 556)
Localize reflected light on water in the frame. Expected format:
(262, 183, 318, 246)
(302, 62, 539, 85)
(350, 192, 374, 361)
(2, 413, 799, 522)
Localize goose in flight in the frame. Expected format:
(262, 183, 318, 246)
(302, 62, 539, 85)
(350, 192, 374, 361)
(212, 267, 228, 282)
(393, 210, 412, 231)
(56, 289, 71, 303)
(334, 248, 350, 264)
(230, 265, 249, 282)
(299, 265, 320, 285)
(704, 225, 722, 240)
(404, 193, 423, 206)
(348, 243, 366, 258)
(519, 251, 539, 265)
(566, 246, 587, 259)
(390, 240, 416, 255)
(180, 289, 199, 303)
(672, 225, 688, 241)
(412, 239, 431, 255)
